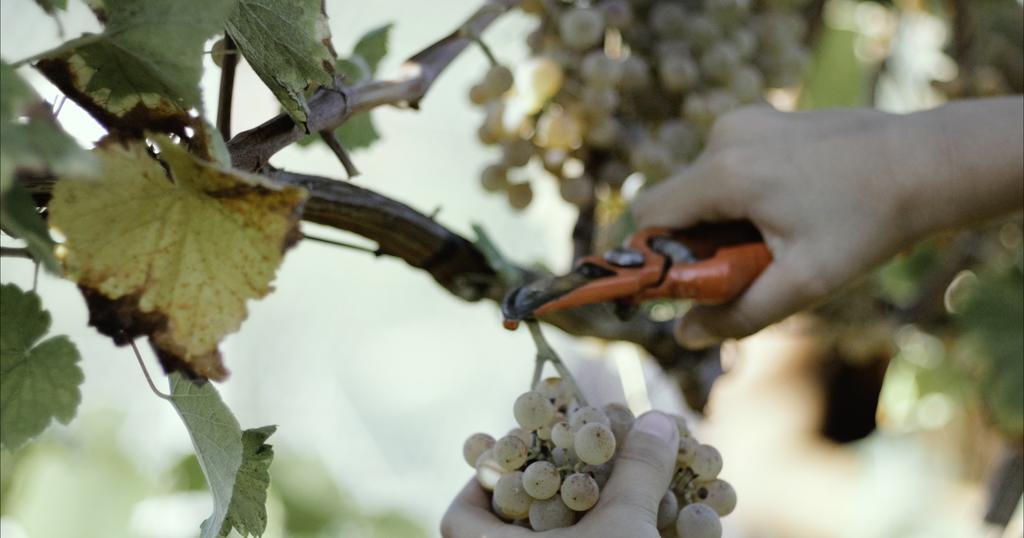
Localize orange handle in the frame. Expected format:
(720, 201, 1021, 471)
(634, 240, 772, 304)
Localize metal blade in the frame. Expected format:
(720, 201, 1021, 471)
(501, 263, 615, 322)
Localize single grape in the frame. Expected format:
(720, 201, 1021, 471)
(551, 446, 578, 467)
(526, 28, 546, 52)
(569, 406, 611, 431)
(529, 496, 576, 531)
(581, 51, 623, 88)
(683, 94, 715, 130)
(574, 422, 617, 465)
(551, 421, 576, 449)
(507, 427, 534, 446)
(730, 64, 764, 103)
(534, 377, 573, 409)
(514, 391, 557, 431)
(463, 432, 496, 467)
(658, 120, 700, 161)
(507, 181, 534, 210)
(536, 107, 583, 149)
(630, 142, 673, 181)
(695, 479, 737, 516)
(523, 460, 561, 500)
(542, 149, 568, 176)
(484, 64, 515, 95)
(706, 0, 751, 26)
(469, 83, 491, 105)
(658, 54, 700, 93)
(684, 15, 723, 51)
(731, 28, 758, 60)
(536, 412, 564, 441)
(657, 490, 679, 530)
(600, 0, 633, 29)
(560, 174, 596, 206)
(582, 461, 614, 488)
(700, 42, 741, 84)
(603, 402, 635, 443)
(690, 444, 723, 480)
(585, 116, 620, 148)
(494, 471, 534, 520)
(516, 57, 564, 112)
(502, 139, 534, 167)
(677, 435, 700, 466)
(559, 8, 605, 50)
(598, 159, 631, 188)
(581, 86, 620, 117)
(706, 89, 740, 121)
(619, 55, 651, 90)
(480, 164, 509, 192)
(560, 472, 600, 511)
(675, 503, 723, 538)
(475, 449, 505, 491)
(477, 125, 499, 146)
(649, 2, 687, 37)
(494, 435, 529, 470)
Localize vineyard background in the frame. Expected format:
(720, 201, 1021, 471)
(1, 0, 1021, 537)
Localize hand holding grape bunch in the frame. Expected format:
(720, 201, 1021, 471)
(443, 378, 737, 537)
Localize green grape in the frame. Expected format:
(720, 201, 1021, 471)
(475, 449, 505, 491)
(603, 402, 635, 443)
(684, 15, 723, 51)
(536, 412, 563, 441)
(502, 139, 535, 167)
(551, 421, 576, 449)
(675, 503, 723, 538)
(630, 142, 673, 181)
(581, 86, 620, 117)
(585, 116, 621, 147)
(529, 496, 576, 531)
(658, 120, 700, 161)
(536, 107, 583, 149)
(494, 434, 529, 470)
(690, 444, 723, 480)
(507, 181, 534, 210)
(657, 490, 679, 530)
(477, 125, 500, 146)
(649, 2, 687, 38)
(569, 406, 612, 431)
(560, 174, 596, 206)
(551, 446, 578, 467)
(695, 479, 737, 516)
(480, 164, 509, 192)
(559, 8, 606, 50)
(534, 376, 573, 409)
(677, 435, 699, 466)
(730, 64, 764, 103)
(582, 51, 623, 88)
(507, 426, 534, 446)
(620, 55, 652, 90)
(494, 471, 534, 520)
(483, 64, 515, 96)
(560, 472, 600, 511)
(523, 460, 561, 500)
(469, 83, 491, 105)
(574, 422, 617, 465)
(658, 54, 700, 93)
(600, 0, 633, 29)
(514, 391, 557, 431)
(463, 432, 496, 467)
(582, 461, 614, 488)
(700, 42, 741, 84)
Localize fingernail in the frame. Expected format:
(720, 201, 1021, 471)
(675, 320, 716, 350)
(633, 412, 676, 442)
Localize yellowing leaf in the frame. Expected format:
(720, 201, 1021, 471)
(49, 138, 307, 379)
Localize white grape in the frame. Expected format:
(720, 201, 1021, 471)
(529, 496, 576, 531)
(551, 421, 576, 449)
(700, 42, 741, 84)
(469, 83, 491, 105)
(677, 435, 699, 466)
(585, 116, 620, 148)
(516, 57, 564, 113)
(581, 51, 623, 88)
(551, 446, 578, 467)
(619, 55, 651, 90)
(502, 139, 534, 167)
(695, 479, 737, 516)
(536, 107, 583, 149)
(649, 2, 687, 38)
(507, 181, 534, 210)
(536, 412, 563, 441)
(675, 503, 723, 538)
(658, 54, 700, 93)
(657, 120, 700, 161)
(507, 426, 534, 446)
(630, 142, 673, 181)
(475, 449, 505, 491)
(533, 377, 573, 409)
(582, 461, 614, 488)
(480, 164, 509, 192)
(494, 471, 534, 520)
(685, 15, 723, 51)
(574, 422, 617, 465)
(559, 8, 605, 50)
(657, 490, 679, 530)
(523, 460, 561, 500)
(494, 435, 529, 470)
(581, 86, 620, 117)
(514, 391, 557, 431)
(603, 402, 635, 443)
(483, 64, 514, 96)
(560, 472, 600, 511)
(569, 406, 611, 431)
(600, 0, 633, 29)
(463, 432, 496, 467)
(690, 444, 723, 480)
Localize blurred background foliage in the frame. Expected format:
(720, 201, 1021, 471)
(0, 0, 1021, 536)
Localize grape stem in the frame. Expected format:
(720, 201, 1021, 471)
(128, 337, 173, 401)
(527, 320, 589, 407)
(465, 32, 499, 67)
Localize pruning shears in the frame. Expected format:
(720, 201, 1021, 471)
(501, 221, 773, 329)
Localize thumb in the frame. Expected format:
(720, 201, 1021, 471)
(631, 159, 739, 230)
(674, 252, 822, 348)
(598, 411, 679, 521)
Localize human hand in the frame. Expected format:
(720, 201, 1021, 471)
(633, 105, 916, 348)
(440, 411, 679, 538)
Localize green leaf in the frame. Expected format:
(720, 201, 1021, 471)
(34, 0, 68, 14)
(0, 284, 83, 450)
(33, 0, 236, 132)
(168, 373, 244, 538)
(219, 426, 276, 537)
(335, 112, 380, 152)
(352, 24, 392, 75)
(1, 61, 97, 194)
(227, 0, 335, 126)
(0, 181, 59, 272)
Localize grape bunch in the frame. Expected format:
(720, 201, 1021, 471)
(462, 377, 737, 536)
(469, 0, 810, 216)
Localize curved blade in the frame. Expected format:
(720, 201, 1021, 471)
(501, 263, 615, 322)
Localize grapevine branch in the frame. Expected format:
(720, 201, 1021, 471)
(216, 34, 239, 140)
(226, 0, 518, 172)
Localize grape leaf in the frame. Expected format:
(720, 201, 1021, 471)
(33, 0, 236, 133)
(0, 182, 59, 272)
(48, 137, 307, 380)
(0, 284, 83, 450)
(352, 24, 392, 74)
(168, 373, 244, 538)
(226, 0, 336, 126)
(34, 0, 68, 14)
(1, 60, 96, 194)
(219, 426, 276, 537)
